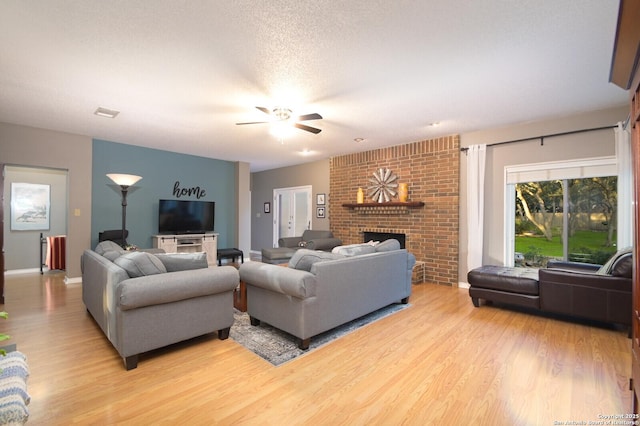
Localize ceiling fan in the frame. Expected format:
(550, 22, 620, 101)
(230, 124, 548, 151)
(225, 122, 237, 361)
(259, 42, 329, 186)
(236, 106, 323, 134)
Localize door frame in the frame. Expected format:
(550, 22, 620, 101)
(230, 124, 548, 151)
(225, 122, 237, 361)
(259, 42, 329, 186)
(272, 185, 312, 247)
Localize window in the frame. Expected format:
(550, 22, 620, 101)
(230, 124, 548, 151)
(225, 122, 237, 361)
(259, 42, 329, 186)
(505, 157, 620, 267)
(514, 176, 617, 267)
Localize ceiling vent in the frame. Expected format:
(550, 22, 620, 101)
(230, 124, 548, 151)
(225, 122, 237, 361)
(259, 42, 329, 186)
(94, 107, 120, 118)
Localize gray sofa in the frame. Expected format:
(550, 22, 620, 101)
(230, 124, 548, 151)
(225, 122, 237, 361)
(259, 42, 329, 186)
(261, 229, 343, 264)
(81, 241, 239, 370)
(240, 239, 415, 349)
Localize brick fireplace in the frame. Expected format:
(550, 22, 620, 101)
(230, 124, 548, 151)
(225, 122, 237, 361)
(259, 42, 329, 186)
(329, 136, 460, 286)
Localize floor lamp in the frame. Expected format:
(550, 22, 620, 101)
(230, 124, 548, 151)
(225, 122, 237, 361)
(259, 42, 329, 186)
(106, 173, 142, 248)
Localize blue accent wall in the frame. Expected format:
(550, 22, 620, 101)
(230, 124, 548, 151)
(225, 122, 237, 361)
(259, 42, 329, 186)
(91, 139, 236, 249)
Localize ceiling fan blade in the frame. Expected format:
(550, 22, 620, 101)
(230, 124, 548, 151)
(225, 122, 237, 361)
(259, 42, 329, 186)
(256, 106, 271, 115)
(294, 123, 322, 134)
(236, 121, 270, 125)
(297, 113, 322, 121)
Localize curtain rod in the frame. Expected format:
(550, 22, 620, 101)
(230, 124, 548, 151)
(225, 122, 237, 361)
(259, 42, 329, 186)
(460, 125, 617, 153)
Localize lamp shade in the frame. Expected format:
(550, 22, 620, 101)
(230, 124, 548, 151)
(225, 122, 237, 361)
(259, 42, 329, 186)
(106, 173, 142, 187)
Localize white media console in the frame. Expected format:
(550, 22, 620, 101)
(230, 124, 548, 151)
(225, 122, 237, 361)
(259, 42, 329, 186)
(152, 233, 218, 266)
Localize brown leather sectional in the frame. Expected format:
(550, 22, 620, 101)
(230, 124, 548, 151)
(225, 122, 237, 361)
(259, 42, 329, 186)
(468, 249, 632, 329)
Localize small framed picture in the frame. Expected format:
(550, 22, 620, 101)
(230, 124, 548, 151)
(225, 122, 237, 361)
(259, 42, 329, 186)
(316, 206, 326, 218)
(316, 193, 326, 205)
(264, 202, 271, 214)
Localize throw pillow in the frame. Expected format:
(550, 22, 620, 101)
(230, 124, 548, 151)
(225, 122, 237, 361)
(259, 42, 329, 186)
(154, 252, 208, 272)
(288, 249, 345, 272)
(95, 240, 124, 256)
(113, 251, 167, 278)
(611, 254, 632, 278)
(331, 243, 376, 257)
(596, 248, 632, 277)
(375, 239, 401, 252)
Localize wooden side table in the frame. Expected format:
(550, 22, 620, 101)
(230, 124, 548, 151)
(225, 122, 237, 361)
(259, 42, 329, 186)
(233, 281, 247, 312)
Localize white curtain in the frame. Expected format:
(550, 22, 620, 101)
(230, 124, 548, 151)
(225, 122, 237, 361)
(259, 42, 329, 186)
(616, 121, 633, 249)
(466, 144, 487, 270)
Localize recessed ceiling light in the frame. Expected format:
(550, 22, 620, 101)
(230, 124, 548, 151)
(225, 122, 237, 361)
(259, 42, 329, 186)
(428, 122, 440, 127)
(354, 137, 365, 143)
(94, 107, 120, 118)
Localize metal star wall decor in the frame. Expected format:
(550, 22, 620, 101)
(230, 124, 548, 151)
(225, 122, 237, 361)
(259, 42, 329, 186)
(367, 168, 398, 202)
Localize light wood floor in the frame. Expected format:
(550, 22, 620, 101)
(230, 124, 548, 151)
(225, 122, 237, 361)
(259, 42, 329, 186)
(2, 272, 632, 425)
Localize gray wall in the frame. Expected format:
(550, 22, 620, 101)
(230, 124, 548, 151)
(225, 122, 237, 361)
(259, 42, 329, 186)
(3, 166, 68, 270)
(0, 122, 92, 279)
(459, 105, 628, 284)
(250, 159, 330, 252)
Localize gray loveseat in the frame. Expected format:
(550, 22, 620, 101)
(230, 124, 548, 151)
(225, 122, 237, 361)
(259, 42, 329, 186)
(261, 229, 343, 264)
(240, 239, 415, 349)
(82, 241, 239, 370)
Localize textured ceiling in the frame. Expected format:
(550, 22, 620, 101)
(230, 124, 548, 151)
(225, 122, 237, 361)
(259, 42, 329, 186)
(0, 1, 628, 171)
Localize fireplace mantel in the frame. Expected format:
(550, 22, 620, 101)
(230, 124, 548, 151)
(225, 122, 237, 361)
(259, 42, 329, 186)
(342, 201, 425, 215)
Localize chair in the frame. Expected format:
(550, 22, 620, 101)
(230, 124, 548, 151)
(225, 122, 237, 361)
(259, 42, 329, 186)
(98, 229, 128, 247)
(538, 248, 632, 327)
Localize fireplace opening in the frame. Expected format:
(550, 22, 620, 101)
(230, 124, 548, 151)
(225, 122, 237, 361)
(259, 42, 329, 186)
(363, 231, 406, 249)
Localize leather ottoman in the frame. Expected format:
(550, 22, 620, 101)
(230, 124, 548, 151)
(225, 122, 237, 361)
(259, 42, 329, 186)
(467, 265, 540, 309)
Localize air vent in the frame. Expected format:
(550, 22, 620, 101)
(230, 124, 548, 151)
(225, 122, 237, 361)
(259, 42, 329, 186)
(94, 107, 120, 118)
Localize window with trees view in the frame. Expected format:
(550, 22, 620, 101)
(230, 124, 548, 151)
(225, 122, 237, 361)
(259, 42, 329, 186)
(504, 156, 623, 269)
(514, 176, 618, 267)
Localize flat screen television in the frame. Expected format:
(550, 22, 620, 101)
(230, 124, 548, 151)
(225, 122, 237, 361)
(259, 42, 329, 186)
(158, 199, 215, 234)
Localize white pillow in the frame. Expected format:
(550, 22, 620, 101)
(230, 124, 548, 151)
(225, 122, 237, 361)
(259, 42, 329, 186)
(331, 243, 376, 257)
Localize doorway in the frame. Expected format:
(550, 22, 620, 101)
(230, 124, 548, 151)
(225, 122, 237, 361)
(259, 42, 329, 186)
(272, 186, 312, 247)
(2, 165, 69, 277)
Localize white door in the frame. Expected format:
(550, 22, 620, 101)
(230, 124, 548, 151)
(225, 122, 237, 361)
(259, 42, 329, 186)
(273, 186, 312, 247)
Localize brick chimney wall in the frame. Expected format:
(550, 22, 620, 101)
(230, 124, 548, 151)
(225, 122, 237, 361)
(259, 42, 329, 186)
(329, 135, 460, 286)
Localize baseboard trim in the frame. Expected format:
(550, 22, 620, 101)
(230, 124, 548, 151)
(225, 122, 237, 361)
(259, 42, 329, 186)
(4, 268, 42, 276)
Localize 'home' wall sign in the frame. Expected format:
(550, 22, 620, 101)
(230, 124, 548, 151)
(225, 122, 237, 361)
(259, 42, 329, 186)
(173, 181, 207, 199)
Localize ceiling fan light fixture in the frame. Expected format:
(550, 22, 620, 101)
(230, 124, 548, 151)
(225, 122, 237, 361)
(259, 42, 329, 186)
(237, 106, 322, 135)
(273, 107, 292, 121)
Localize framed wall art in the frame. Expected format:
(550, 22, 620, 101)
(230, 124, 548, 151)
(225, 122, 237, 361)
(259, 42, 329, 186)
(316, 193, 326, 205)
(264, 202, 271, 214)
(316, 206, 326, 218)
(11, 182, 50, 231)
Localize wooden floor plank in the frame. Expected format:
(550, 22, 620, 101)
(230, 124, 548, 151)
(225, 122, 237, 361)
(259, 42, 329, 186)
(1, 271, 632, 425)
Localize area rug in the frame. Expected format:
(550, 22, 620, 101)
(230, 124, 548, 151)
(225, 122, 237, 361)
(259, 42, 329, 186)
(229, 303, 410, 366)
